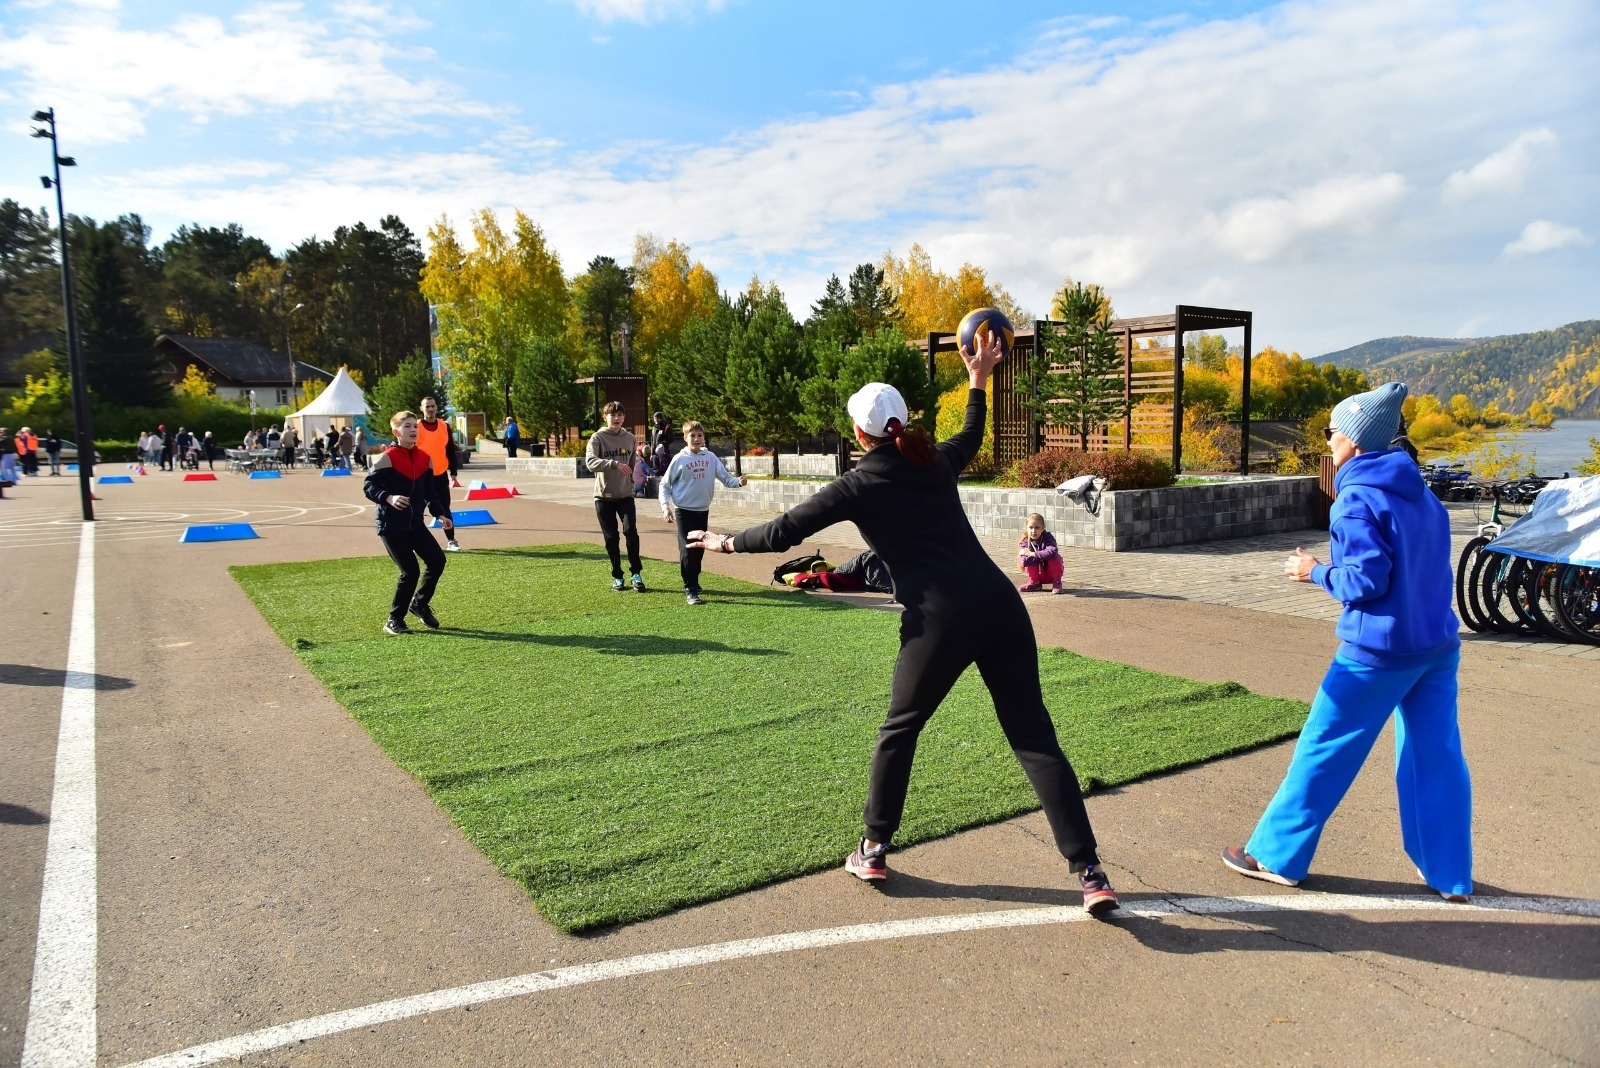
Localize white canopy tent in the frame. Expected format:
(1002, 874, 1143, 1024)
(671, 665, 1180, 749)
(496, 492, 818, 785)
(284, 367, 370, 443)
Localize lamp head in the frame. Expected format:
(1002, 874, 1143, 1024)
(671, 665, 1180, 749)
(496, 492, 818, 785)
(40, 176, 52, 189)
(31, 128, 51, 138)
(32, 109, 51, 122)
(57, 156, 75, 167)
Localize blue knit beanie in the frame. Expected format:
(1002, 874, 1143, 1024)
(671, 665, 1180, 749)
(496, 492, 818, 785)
(1330, 381, 1407, 453)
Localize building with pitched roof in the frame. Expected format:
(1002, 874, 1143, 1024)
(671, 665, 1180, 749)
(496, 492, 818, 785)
(155, 334, 333, 406)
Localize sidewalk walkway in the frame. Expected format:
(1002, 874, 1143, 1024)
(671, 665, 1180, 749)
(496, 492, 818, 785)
(515, 475, 1600, 662)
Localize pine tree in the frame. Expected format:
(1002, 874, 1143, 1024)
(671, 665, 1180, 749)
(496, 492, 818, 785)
(74, 220, 164, 406)
(510, 334, 585, 444)
(726, 288, 812, 477)
(653, 297, 737, 438)
(1023, 282, 1127, 450)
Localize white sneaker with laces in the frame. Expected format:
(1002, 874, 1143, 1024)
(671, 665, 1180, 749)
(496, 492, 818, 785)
(446, 539, 462, 552)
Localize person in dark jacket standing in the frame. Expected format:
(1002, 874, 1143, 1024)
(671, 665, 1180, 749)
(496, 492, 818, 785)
(687, 335, 1119, 914)
(43, 429, 62, 476)
(363, 410, 455, 635)
(1223, 382, 1471, 901)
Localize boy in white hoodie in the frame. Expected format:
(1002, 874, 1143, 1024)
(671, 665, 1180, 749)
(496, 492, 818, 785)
(660, 420, 746, 604)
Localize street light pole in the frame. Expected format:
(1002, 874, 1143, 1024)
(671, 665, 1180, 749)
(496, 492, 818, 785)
(32, 107, 94, 521)
(286, 301, 306, 408)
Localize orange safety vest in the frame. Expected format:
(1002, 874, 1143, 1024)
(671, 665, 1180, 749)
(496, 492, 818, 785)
(416, 419, 451, 476)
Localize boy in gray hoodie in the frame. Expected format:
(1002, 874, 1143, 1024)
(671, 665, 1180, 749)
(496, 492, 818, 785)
(586, 400, 645, 591)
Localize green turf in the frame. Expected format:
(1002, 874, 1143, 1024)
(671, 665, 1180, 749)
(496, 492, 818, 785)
(232, 544, 1306, 931)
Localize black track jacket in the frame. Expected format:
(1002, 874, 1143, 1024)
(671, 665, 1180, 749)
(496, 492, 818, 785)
(732, 389, 1010, 615)
(363, 444, 452, 535)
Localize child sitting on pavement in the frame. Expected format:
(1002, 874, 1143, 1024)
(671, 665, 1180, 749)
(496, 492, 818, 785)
(1018, 512, 1065, 594)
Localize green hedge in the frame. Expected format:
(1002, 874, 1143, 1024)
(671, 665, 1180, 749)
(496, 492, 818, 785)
(1004, 449, 1176, 491)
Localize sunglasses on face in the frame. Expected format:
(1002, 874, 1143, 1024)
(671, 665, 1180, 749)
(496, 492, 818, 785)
(1324, 426, 1335, 441)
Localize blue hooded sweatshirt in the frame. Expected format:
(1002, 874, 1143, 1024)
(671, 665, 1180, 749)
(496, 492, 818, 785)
(1309, 448, 1460, 668)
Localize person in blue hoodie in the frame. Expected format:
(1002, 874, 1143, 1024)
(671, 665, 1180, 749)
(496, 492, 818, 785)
(1222, 381, 1472, 902)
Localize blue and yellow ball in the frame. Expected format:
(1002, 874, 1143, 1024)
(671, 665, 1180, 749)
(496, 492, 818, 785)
(957, 307, 1014, 358)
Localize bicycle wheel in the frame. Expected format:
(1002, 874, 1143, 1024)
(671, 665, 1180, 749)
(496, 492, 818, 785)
(1522, 560, 1575, 640)
(1455, 537, 1492, 632)
(1477, 550, 1531, 634)
(1555, 564, 1600, 645)
(1504, 557, 1544, 632)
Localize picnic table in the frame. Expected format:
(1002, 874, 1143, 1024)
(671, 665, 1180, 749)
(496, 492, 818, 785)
(226, 449, 282, 474)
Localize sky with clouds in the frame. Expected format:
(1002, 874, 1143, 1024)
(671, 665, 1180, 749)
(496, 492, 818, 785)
(1, 0, 1595, 355)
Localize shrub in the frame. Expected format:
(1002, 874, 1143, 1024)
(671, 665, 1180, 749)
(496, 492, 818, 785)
(557, 436, 587, 458)
(1007, 449, 1176, 491)
(1408, 412, 1460, 443)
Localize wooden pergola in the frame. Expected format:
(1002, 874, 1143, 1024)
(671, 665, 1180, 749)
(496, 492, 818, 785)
(918, 304, 1253, 475)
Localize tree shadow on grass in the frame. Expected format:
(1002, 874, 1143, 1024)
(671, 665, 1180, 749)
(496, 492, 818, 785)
(433, 628, 785, 657)
(460, 547, 603, 562)
(0, 664, 134, 690)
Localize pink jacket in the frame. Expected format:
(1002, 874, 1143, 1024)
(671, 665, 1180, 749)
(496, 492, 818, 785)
(1018, 531, 1060, 567)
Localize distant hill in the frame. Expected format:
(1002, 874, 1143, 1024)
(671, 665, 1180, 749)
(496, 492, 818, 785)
(1312, 335, 1480, 372)
(1354, 320, 1600, 418)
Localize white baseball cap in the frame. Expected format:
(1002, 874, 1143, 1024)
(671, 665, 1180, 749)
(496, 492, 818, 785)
(846, 382, 909, 437)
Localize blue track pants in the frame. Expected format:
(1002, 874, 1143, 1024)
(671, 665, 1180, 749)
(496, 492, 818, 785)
(1246, 649, 1471, 895)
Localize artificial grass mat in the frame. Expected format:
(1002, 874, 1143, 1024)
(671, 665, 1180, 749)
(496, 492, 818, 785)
(232, 543, 1307, 931)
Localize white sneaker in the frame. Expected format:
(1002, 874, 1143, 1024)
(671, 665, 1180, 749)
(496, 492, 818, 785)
(446, 539, 462, 552)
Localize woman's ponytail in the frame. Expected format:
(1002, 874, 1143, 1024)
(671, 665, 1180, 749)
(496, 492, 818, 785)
(884, 418, 937, 467)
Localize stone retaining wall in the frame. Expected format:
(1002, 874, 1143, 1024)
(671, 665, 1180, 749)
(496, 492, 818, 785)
(691, 475, 1321, 551)
(505, 452, 839, 480)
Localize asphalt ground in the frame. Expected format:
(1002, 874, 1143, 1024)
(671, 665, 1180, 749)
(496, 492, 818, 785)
(2, 468, 1597, 1066)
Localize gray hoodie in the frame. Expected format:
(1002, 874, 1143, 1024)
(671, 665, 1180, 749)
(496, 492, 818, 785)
(585, 426, 637, 499)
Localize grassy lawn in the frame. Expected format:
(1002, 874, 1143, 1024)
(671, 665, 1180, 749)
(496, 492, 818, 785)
(233, 544, 1306, 931)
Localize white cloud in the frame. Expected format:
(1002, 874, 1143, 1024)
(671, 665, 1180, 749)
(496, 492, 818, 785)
(16, 0, 1595, 355)
(564, 0, 726, 24)
(1215, 174, 1409, 263)
(0, 2, 491, 144)
(1442, 128, 1558, 204)
(1502, 220, 1591, 257)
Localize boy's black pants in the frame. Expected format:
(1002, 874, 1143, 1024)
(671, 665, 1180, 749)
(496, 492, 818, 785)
(431, 474, 456, 540)
(673, 507, 709, 593)
(595, 497, 642, 579)
(865, 589, 1100, 872)
(381, 529, 446, 620)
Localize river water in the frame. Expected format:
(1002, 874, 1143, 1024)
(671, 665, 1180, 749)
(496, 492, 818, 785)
(1491, 419, 1600, 476)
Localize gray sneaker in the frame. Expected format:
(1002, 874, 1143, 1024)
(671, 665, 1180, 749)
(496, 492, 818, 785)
(686, 591, 703, 605)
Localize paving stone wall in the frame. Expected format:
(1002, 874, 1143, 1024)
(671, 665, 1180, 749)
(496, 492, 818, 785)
(505, 452, 839, 481)
(701, 475, 1321, 551)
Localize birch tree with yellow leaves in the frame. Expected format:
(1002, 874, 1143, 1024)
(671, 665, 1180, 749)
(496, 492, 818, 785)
(420, 209, 568, 423)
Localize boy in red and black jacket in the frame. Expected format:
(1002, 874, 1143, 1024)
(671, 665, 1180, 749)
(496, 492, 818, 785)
(363, 410, 455, 634)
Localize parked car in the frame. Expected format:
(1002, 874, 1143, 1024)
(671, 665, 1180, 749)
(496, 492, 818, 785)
(42, 441, 102, 465)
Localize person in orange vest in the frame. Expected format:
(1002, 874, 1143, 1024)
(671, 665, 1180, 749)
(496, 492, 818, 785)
(416, 396, 462, 552)
(17, 426, 40, 477)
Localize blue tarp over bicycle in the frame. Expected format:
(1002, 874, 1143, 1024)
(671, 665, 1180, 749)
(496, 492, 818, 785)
(1484, 477, 1600, 567)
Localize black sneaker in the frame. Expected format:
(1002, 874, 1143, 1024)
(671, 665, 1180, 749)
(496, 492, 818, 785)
(1221, 845, 1299, 887)
(1079, 864, 1120, 915)
(686, 591, 703, 606)
(631, 572, 646, 593)
(410, 602, 440, 629)
(612, 577, 626, 592)
(383, 618, 411, 635)
(844, 838, 888, 882)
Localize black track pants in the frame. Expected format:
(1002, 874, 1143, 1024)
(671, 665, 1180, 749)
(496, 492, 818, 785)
(595, 497, 642, 579)
(673, 507, 709, 593)
(430, 474, 456, 540)
(864, 592, 1100, 871)
(381, 529, 447, 620)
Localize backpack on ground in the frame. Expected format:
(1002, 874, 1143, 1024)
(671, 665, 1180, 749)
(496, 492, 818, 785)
(772, 552, 829, 585)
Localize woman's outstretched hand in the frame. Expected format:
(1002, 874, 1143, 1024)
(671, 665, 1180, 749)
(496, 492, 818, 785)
(687, 530, 735, 553)
(960, 330, 1005, 388)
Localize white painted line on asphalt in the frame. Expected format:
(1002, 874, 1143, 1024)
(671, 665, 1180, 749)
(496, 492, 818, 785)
(22, 522, 98, 1068)
(122, 892, 1599, 1068)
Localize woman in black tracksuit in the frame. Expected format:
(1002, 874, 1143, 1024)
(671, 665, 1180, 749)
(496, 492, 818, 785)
(363, 410, 455, 635)
(689, 336, 1118, 913)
